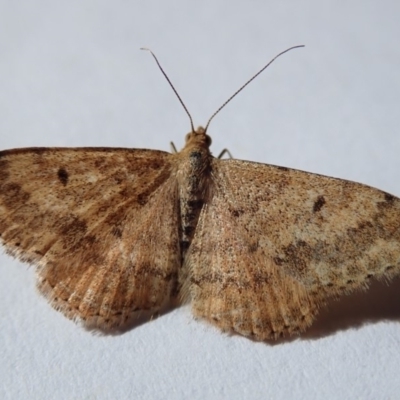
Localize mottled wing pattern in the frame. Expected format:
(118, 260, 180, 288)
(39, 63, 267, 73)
(0, 148, 180, 328)
(186, 158, 400, 340)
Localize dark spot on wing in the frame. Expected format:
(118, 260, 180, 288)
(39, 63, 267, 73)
(347, 220, 373, 237)
(384, 192, 395, 203)
(136, 193, 148, 206)
(111, 226, 123, 238)
(57, 168, 69, 186)
(313, 195, 326, 213)
(82, 235, 96, 245)
(60, 217, 87, 240)
(273, 257, 284, 266)
(248, 242, 258, 253)
(94, 158, 107, 169)
(230, 208, 244, 218)
(377, 191, 399, 210)
(276, 166, 289, 172)
(145, 159, 164, 170)
(1, 182, 31, 207)
(281, 240, 313, 273)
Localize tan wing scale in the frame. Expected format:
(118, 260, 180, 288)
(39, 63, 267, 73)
(0, 148, 180, 328)
(185, 158, 400, 340)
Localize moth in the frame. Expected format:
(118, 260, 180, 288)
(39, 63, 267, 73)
(1, 46, 399, 341)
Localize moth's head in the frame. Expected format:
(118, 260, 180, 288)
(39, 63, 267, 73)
(184, 126, 212, 148)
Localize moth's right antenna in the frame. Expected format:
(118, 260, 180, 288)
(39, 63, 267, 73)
(141, 48, 195, 133)
(204, 45, 305, 133)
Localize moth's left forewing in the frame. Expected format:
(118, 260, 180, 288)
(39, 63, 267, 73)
(0, 147, 171, 263)
(0, 147, 181, 329)
(186, 157, 400, 340)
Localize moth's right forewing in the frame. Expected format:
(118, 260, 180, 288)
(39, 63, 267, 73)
(186, 158, 400, 340)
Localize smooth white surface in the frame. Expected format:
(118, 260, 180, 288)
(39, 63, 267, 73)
(1, 1, 400, 399)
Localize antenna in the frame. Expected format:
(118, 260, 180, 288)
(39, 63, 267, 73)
(141, 48, 195, 133)
(204, 45, 304, 133)
(142, 45, 305, 134)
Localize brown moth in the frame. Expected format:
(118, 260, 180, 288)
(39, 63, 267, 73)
(1, 46, 399, 341)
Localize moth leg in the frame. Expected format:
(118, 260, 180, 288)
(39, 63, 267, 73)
(217, 148, 233, 159)
(170, 142, 178, 154)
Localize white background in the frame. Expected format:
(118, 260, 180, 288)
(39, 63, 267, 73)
(1, 1, 400, 399)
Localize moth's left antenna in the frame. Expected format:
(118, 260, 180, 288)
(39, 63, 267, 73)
(141, 48, 195, 133)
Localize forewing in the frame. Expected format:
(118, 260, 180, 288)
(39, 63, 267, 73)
(0, 147, 180, 329)
(186, 158, 400, 340)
